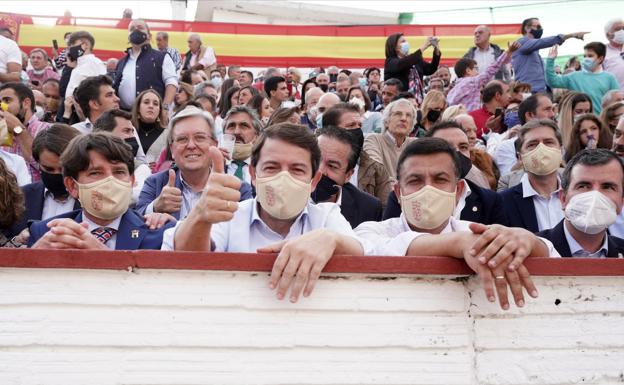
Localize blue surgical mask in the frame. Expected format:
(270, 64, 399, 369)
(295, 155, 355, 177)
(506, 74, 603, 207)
(400, 41, 410, 56)
(315, 112, 323, 129)
(504, 110, 520, 128)
(581, 57, 596, 72)
(211, 76, 223, 88)
(358, 77, 367, 88)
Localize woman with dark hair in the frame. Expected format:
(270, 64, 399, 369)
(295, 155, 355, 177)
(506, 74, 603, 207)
(220, 86, 241, 118)
(248, 94, 273, 126)
(173, 82, 195, 114)
(237, 85, 259, 106)
(346, 86, 383, 134)
(384, 33, 441, 104)
(217, 77, 239, 114)
(0, 158, 26, 247)
(558, 92, 593, 147)
(565, 113, 611, 161)
(131, 89, 170, 169)
(300, 78, 318, 106)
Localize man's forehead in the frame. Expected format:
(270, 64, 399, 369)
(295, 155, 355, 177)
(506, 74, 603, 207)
(226, 112, 253, 125)
(401, 153, 456, 175)
(570, 161, 623, 185)
(433, 128, 468, 144)
(259, 138, 312, 166)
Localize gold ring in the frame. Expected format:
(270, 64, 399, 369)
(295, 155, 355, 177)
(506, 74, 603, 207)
(495, 276, 505, 279)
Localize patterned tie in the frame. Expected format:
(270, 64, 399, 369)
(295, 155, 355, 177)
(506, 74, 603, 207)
(91, 227, 117, 244)
(233, 160, 246, 181)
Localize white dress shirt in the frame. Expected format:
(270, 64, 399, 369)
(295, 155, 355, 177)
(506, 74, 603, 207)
(82, 211, 122, 250)
(0, 149, 31, 186)
(41, 191, 76, 220)
(118, 50, 178, 109)
(604, 43, 624, 91)
(144, 173, 201, 219)
(65, 54, 106, 98)
(521, 173, 563, 232)
(71, 118, 93, 135)
(474, 46, 496, 75)
(162, 198, 369, 253)
(355, 214, 560, 257)
(494, 138, 518, 177)
(563, 220, 609, 258)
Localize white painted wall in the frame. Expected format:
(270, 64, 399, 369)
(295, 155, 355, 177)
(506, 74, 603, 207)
(0, 268, 622, 384)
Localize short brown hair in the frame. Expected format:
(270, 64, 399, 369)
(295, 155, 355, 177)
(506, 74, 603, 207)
(516, 119, 563, 153)
(94, 109, 133, 133)
(251, 123, 321, 176)
(61, 132, 135, 179)
(0, 157, 24, 228)
(32, 123, 81, 163)
(68, 30, 95, 48)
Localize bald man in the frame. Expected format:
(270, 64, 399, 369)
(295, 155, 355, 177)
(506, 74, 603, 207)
(463, 25, 511, 82)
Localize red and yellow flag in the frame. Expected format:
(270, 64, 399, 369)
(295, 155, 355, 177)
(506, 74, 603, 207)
(6, 13, 520, 68)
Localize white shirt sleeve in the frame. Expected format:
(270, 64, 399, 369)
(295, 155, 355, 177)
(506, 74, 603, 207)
(199, 47, 217, 68)
(6, 40, 22, 65)
(161, 54, 178, 87)
(355, 220, 422, 256)
(14, 154, 32, 186)
(538, 236, 562, 258)
(161, 222, 177, 250)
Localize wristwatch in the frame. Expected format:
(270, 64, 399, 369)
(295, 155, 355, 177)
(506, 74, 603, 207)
(13, 125, 24, 135)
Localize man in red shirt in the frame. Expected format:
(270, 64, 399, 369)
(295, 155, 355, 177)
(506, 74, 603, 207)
(468, 80, 511, 138)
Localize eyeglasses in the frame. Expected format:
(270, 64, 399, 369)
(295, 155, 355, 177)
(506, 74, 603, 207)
(172, 133, 214, 146)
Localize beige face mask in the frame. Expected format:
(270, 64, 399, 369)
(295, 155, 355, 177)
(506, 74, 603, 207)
(401, 185, 456, 230)
(232, 142, 253, 161)
(75, 176, 132, 220)
(521, 142, 562, 176)
(256, 170, 311, 220)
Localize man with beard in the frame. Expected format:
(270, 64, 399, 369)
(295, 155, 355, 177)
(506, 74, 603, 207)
(312, 125, 382, 228)
(223, 105, 262, 184)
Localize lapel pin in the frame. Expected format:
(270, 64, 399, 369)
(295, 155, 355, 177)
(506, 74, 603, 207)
(131, 229, 139, 239)
(472, 206, 478, 212)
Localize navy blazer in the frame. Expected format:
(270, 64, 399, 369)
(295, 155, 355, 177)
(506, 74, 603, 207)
(28, 209, 173, 250)
(499, 182, 539, 233)
(337, 182, 382, 228)
(8, 181, 81, 237)
(382, 179, 508, 226)
(135, 168, 253, 219)
(537, 220, 624, 258)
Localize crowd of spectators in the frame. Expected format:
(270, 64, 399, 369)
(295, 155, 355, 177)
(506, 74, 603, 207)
(1, 13, 624, 309)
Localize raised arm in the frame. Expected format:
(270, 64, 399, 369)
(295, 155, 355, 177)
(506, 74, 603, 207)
(545, 45, 570, 89)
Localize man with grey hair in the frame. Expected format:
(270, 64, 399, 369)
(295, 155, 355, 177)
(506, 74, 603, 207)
(136, 105, 252, 219)
(364, 98, 417, 180)
(604, 18, 624, 90)
(601, 89, 624, 110)
(183, 33, 217, 74)
(222, 105, 262, 183)
(463, 25, 511, 82)
(27, 48, 59, 88)
(193, 80, 218, 100)
(156, 31, 182, 71)
(301, 86, 324, 130)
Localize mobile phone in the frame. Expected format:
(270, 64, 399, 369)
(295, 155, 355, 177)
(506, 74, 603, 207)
(52, 39, 58, 50)
(31, 80, 39, 86)
(495, 108, 503, 118)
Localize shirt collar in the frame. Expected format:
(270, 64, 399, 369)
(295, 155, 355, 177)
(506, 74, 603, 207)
(179, 173, 203, 194)
(563, 220, 609, 257)
(81, 210, 122, 232)
(250, 197, 310, 229)
(399, 213, 459, 234)
(521, 172, 561, 199)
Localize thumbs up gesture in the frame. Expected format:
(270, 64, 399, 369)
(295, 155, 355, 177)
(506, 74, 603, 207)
(154, 169, 183, 214)
(194, 147, 241, 224)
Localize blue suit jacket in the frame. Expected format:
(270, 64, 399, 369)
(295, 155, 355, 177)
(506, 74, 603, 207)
(135, 168, 253, 219)
(382, 179, 509, 226)
(499, 182, 539, 233)
(28, 209, 173, 250)
(537, 220, 624, 258)
(8, 181, 81, 237)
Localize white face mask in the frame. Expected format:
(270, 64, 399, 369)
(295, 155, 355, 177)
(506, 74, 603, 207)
(32, 68, 46, 75)
(256, 170, 311, 220)
(75, 176, 132, 220)
(401, 185, 456, 230)
(565, 190, 618, 235)
(348, 97, 365, 110)
(522, 142, 562, 176)
(613, 30, 624, 45)
(35, 105, 45, 120)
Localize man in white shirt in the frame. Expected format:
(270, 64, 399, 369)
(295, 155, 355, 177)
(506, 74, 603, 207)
(0, 33, 22, 85)
(183, 33, 217, 75)
(603, 18, 624, 90)
(499, 119, 564, 233)
(163, 123, 368, 303)
(64, 31, 106, 100)
(223, 105, 262, 184)
(355, 138, 558, 310)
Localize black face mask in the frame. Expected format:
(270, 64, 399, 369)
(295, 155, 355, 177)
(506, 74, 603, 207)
(318, 84, 329, 92)
(344, 127, 364, 154)
(426, 109, 441, 123)
(67, 45, 85, 61)
(457, 151, 472, 179)
(329, 74, 338, 83)
(129, 29, 148, 45)
(311, 174, 341, 203)
(530, 28, 543, 39)
(40, 170, 68, 199)
(124, 137, 140, 157)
